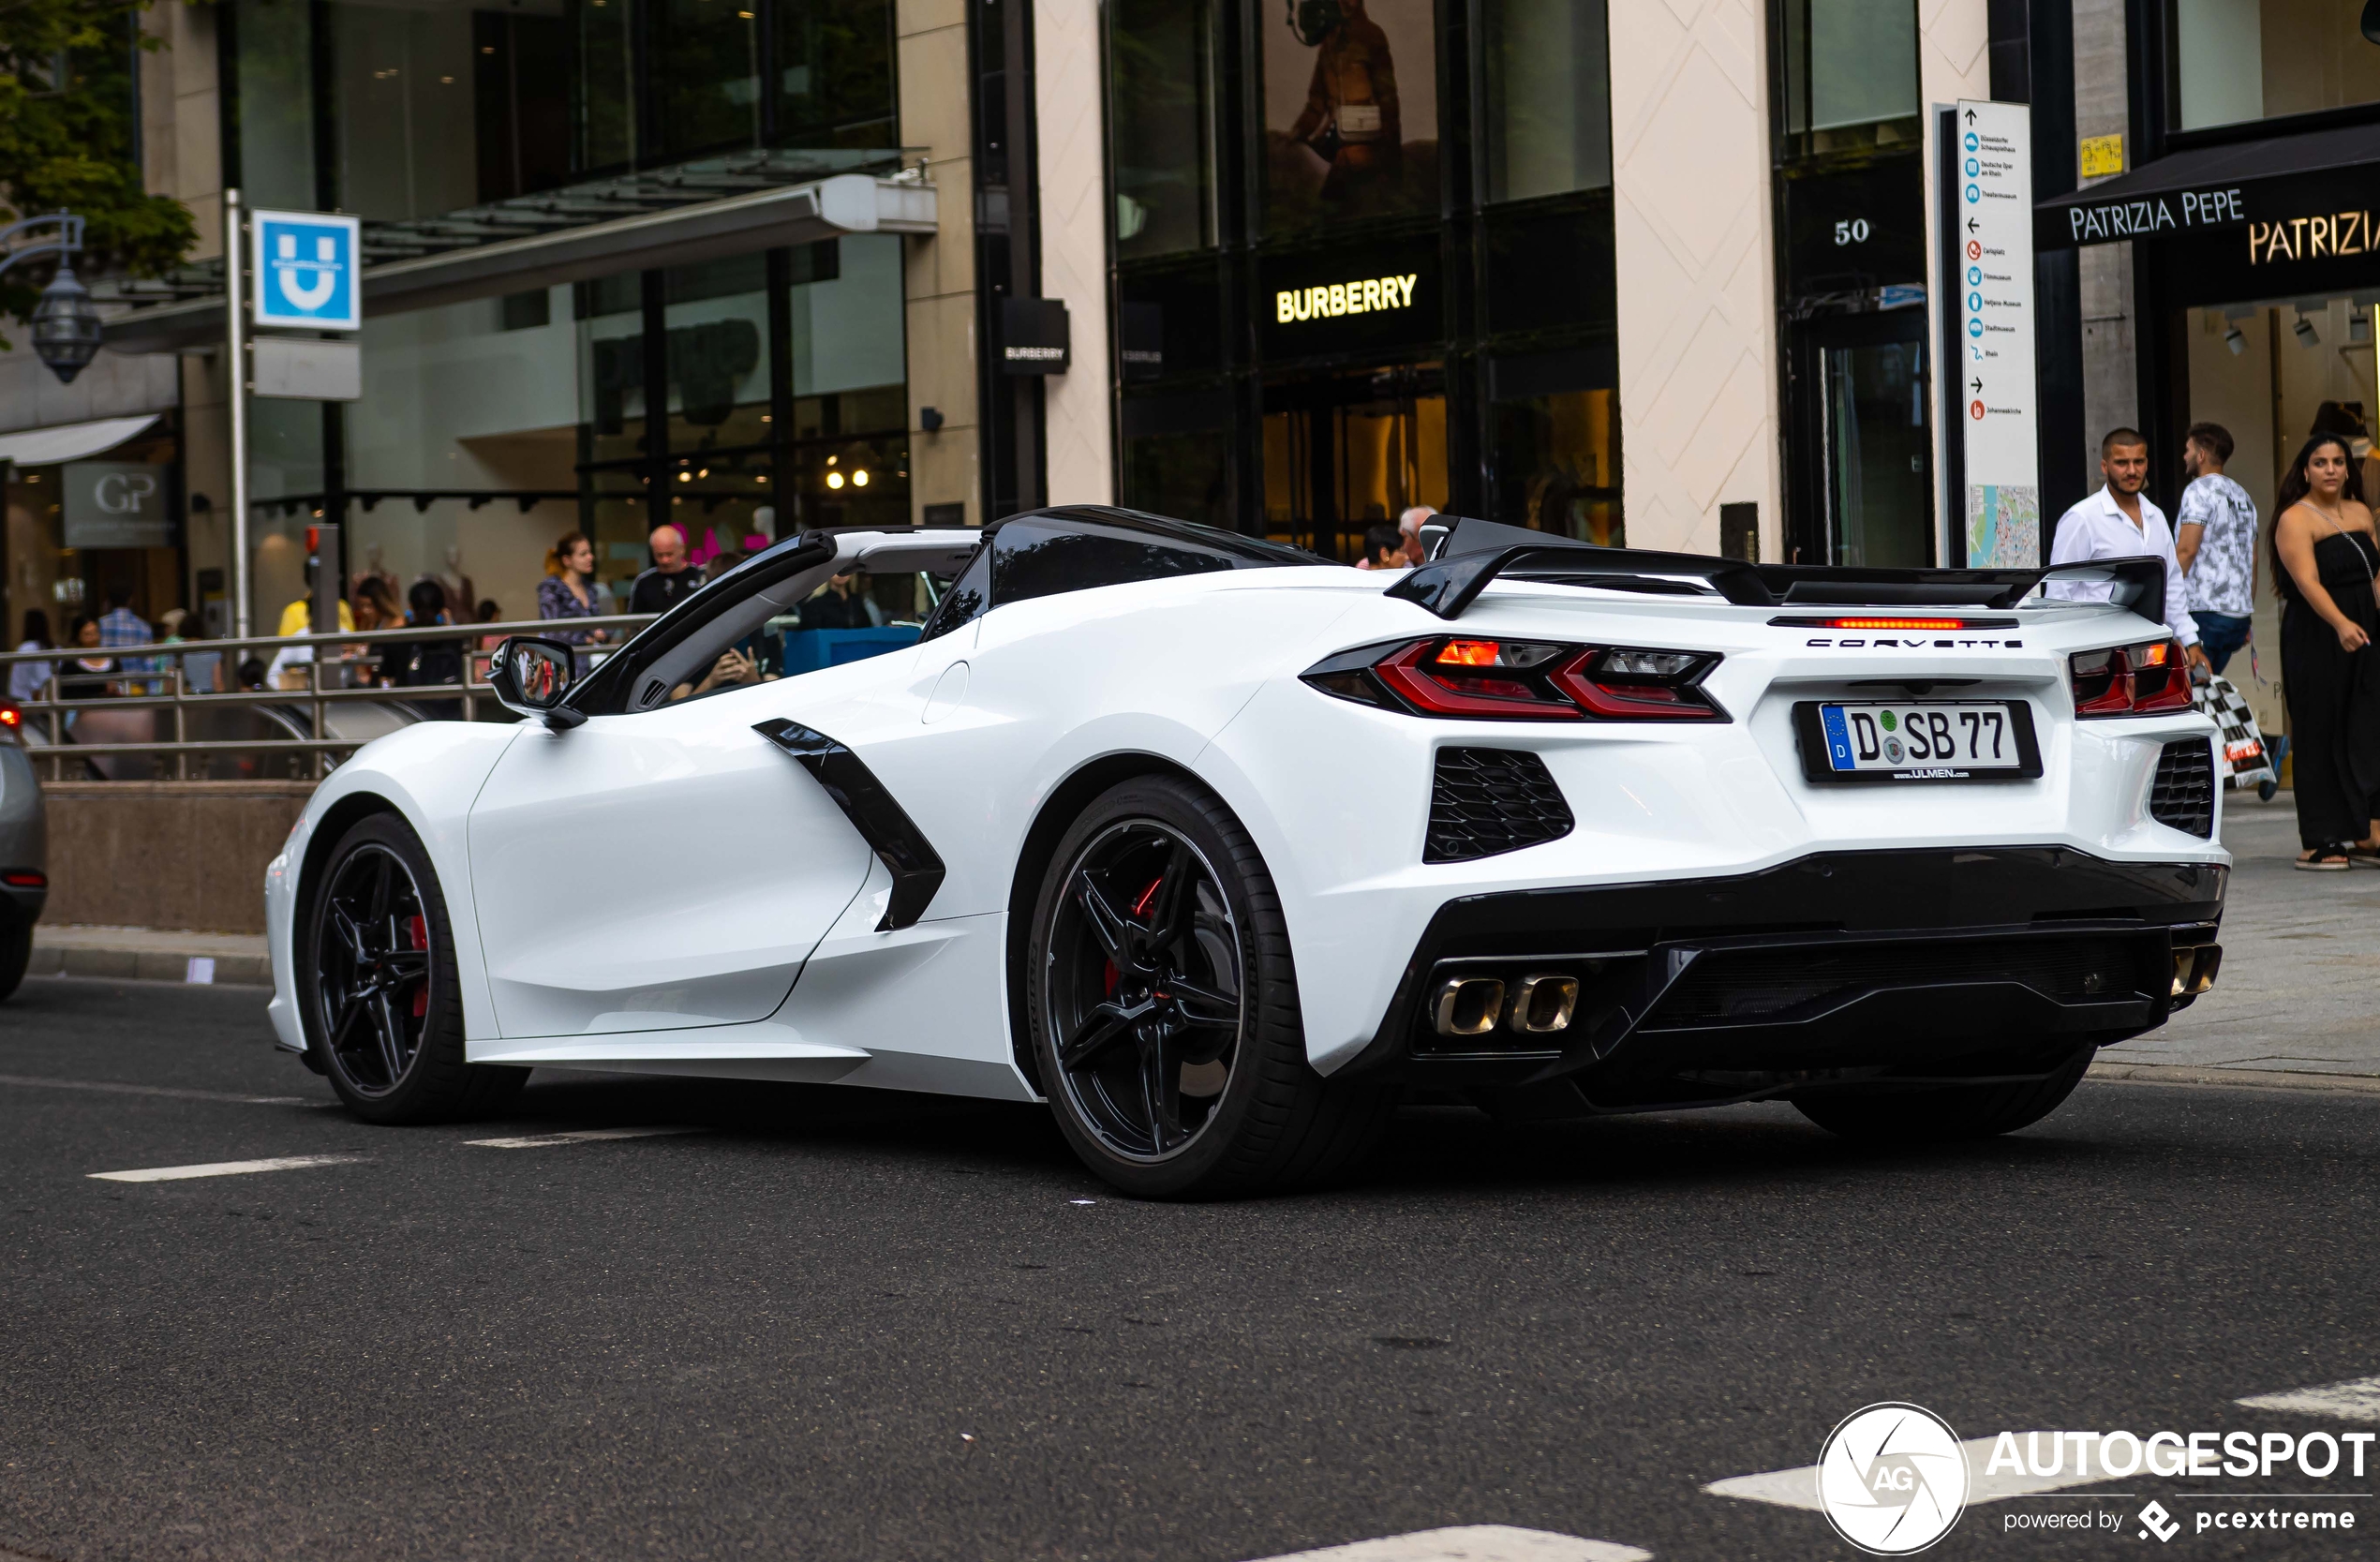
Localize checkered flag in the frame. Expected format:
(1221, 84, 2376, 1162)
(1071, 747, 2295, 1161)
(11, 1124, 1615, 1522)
(2193, 674, 2277, 789)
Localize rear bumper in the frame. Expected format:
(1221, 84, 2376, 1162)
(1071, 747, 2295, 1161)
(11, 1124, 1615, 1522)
(1343, 846, 2224, 1108)
(0, 881, 41, 930)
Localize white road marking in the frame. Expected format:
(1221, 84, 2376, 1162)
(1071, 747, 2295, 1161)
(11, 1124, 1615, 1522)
(2238, 1376, 2380, 1422)
(90, 1154, 364, 1183)
(1239, 1526, 1650, 1562)
(464, 1126, 701, 1150)
(0, 1072, 306, 1106)
(1706, 1433, 2129, 1510)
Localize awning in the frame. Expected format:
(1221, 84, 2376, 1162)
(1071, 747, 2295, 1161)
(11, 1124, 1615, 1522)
(103, 172, 938, 352)
(0, 413, 162, 468)
(2036, 122, 2380, 250)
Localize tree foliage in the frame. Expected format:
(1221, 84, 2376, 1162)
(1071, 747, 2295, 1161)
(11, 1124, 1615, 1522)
(0, 0, 198, 323)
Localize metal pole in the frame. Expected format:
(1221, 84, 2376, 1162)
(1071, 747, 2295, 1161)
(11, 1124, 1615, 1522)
(226, 187, 252, 640)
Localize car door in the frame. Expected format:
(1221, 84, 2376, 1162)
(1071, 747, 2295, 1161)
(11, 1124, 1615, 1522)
(466, 674, 880, 1037)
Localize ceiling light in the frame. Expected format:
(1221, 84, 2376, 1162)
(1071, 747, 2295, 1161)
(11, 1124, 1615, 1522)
(2224, 326, 2247, 356)
(852, 469, 869, 487)
(2295, 314, 2321, 347)
(677, 470, 692, 483)
(826, 471, 845, 490)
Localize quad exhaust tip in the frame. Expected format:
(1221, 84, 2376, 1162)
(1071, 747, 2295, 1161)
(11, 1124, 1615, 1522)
(1430, 974, 1581, 1037)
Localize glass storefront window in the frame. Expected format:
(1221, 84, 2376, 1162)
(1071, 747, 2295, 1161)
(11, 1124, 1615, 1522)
(1261, 0, 1439, 230)
(775, 0, 898, 146)
(1489, 385, 1619, 543)
(1776, 0, 1920, 157)
(1480, 0, 1611, 204)
(1108, 0, 1216, 259)
(235, 0, 318, 209)
(326, 0, 478, 221)
(654, 0, 765, 160)
(2168, 0, 2380, 131)
(578, 0, 639, 170)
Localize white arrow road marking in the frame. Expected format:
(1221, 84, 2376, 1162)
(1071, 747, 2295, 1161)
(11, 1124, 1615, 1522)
(1707, 1433, 2133, 1510)
(465, 1126, 701, 1150)
(0, 1072, 305, 1105)
(90, 1154, 365, 1183)
(1238, 1527, 1650, 1562)
(2238, 1376, 2380, 1421)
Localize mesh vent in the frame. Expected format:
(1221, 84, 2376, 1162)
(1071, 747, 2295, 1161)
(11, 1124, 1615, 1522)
(1649, 936, 2145, 1028)
(2150, 738, 2215, 838)
(1425, 748, 1575, 863)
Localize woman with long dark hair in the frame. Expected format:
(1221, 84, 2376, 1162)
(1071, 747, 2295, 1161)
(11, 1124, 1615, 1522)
(2272, 432, 2380, 868)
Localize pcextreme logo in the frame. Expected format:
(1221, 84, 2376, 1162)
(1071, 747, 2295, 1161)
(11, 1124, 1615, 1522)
(1817, 1403, 1971, 1555)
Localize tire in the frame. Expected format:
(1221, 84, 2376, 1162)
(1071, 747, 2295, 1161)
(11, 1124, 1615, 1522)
(301, 812, 526, 1123)
(0, 922, 29, 1002)
(1025, 775, 1398, 1198)
(1792, 1048, 2093, 1142)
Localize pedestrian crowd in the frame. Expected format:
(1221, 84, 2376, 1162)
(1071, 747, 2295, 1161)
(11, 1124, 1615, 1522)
(2051, 414, 2380, 870)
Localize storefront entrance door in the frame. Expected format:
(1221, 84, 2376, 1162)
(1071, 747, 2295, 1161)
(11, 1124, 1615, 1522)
(1790, 311, 1933, 567)
(1261, 364, 1449, 559)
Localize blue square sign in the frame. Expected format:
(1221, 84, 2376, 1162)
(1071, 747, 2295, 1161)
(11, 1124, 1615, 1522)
(251, 210, 361, 330)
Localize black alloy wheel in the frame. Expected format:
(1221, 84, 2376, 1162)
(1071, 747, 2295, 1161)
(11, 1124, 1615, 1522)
(1026, 775, 1399, 1198)
(314, 841, 434, 1094)
(1044, 820, 1245, 1160)
(305, 813, 524, 1123)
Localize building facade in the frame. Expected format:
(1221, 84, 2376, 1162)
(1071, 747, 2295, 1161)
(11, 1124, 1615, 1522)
(21, 0, 2345, 649)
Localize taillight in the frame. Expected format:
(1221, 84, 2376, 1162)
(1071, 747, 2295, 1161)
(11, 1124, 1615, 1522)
(0, 702, 19, 729)
(2, 870, 43, 889)
(1305, 638, 1724, 721)
(2069, 640, 2193, 718)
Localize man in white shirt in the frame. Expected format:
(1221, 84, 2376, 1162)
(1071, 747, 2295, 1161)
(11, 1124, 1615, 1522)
(2048, 427, 2209, 668)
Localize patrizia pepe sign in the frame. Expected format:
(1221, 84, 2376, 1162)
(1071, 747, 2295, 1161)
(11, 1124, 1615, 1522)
(2246, 211, 2379, 263)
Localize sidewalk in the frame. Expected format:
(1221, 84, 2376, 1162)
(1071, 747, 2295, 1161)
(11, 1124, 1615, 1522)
(2102, 790, 2380, 1089)
(22, 796, 2376, 1070)
(29, 925, 272, 988)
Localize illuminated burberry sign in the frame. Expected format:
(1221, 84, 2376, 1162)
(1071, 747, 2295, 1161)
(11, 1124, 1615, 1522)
(1275, 273, 1421, 323)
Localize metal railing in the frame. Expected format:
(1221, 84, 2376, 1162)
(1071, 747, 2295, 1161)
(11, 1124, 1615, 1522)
(0, 616, 654, 781)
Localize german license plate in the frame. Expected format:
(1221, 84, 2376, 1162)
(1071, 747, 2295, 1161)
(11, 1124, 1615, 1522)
(1796, 700, 2040, 782)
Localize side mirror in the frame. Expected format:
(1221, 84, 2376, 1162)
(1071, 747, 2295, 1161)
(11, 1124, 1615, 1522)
(489, 636, 586, 729)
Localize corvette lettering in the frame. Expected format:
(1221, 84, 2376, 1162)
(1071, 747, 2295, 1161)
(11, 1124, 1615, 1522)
(1805, 637, 2025, 648)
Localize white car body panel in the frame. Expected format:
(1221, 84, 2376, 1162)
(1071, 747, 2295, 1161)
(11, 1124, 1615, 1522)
(265, 520, 2229, 1102)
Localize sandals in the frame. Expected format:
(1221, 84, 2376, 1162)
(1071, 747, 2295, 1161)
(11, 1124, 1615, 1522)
(2297, 843, 2354, 870)
(2350, 843, 2380, 870)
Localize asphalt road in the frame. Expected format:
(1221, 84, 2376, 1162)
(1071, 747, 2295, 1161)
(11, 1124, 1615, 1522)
(5, 978, 2378, 1562)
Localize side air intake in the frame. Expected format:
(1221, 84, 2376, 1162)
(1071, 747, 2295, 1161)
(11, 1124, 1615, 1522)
(2149, 737, 2215, 838)
(1424, 748, 1574, 863)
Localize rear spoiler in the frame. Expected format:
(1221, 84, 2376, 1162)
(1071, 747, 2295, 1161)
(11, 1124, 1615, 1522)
(1387, 516, 2166, 629)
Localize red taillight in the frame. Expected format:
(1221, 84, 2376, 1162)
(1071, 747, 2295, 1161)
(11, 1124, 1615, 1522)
(1307, 638, 1724, 721)
(2, 870, 44, 889)
(0, 703, 19, 728)
(1375, 640, 1584, 719)
(2069, 640, 2193, 718)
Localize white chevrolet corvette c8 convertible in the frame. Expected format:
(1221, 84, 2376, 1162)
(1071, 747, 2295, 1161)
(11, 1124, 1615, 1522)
(264, 508, 2228, 1197)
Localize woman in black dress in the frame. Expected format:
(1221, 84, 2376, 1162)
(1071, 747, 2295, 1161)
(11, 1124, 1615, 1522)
(2272, 433, 2380, 868)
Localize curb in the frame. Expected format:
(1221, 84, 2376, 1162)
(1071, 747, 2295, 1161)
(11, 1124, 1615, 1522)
(25, 945, 274, 989)
(2088, 1061, 2380, 1096)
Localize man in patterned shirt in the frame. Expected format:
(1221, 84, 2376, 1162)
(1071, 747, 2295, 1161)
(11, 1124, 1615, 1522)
(2174, 421, 2257, 676)
(97, 587, 156, 693)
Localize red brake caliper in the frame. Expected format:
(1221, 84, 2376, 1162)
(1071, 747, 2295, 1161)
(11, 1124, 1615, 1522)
(406, 915, 428, 1018)
(1104, 879, 1166, 996)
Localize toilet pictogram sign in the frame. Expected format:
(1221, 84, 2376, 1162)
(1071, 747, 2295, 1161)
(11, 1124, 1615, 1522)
(250, 211, 361, 330)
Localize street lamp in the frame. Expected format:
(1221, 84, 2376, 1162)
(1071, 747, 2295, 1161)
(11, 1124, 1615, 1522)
(0, 212, 98, 385)
(30, 263, 101, 383)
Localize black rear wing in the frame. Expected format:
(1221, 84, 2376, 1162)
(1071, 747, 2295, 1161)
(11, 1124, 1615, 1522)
(1389, 515, 2166, 629)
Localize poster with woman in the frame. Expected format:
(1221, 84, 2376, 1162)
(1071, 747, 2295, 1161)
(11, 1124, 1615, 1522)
(1264, 0, 1437, 229)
